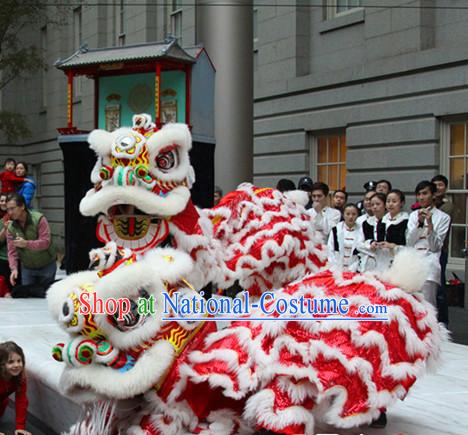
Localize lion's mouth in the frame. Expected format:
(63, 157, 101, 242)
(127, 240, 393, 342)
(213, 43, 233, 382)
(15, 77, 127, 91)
(108, 204, 149, 219)
(106, 204, 163, 241)
(97, 205, 171, 253)
(110, 297, 144, 331)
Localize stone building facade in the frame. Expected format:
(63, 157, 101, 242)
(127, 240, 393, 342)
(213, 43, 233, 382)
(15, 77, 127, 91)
(252, 1, 468, 273)
(1, 1, 467, 273)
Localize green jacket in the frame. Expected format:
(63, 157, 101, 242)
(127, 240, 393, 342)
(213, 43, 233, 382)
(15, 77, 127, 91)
(8, 210, 56, 269)
(0, 219, 7, 261)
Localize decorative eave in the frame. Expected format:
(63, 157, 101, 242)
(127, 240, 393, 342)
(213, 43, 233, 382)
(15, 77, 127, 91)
(54, 38, 196, 76)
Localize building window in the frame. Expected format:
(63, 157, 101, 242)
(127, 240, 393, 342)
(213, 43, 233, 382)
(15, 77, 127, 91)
(253, 8, 258, 44)
(315, 133, 347, 191)
(170, 0, 183, 44)
(117, 0, 125, 46)
(325, 0, 362, 19)
(444, 123, 468, 261)
(73, 6, 82, 48)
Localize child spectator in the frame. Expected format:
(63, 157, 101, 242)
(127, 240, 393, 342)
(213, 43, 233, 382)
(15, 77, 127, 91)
(0, 194, 11, 297)
(0, 159, 25, 195)
(307, 182, 341, 244)
(0, 341, 30, 435)
(15, 163, 36, 209)
(327, 203, 363, 272)
(407, 181, 450, 306)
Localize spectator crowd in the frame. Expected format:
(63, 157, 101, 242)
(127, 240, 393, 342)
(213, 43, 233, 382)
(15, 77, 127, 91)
(273, 174, 453, 326)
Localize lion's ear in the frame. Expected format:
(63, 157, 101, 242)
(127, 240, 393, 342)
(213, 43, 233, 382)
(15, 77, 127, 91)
(88, 129, 114, 156)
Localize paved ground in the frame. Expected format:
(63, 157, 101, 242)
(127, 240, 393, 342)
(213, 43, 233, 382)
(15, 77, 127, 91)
(0, 404, 56, 435)
(0, 302, 466, 435)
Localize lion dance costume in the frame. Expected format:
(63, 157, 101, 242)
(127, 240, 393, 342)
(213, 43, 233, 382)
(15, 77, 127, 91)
(48, 114, 445, 434)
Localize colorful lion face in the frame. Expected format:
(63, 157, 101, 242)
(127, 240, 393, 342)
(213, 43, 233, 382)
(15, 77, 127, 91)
(80, 114, 195, 252)
(48, 248, 201, 402)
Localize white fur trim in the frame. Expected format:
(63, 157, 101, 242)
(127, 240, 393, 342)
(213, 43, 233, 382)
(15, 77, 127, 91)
(88, 129, 113, 156)
(145, 123, 192, 183)
(244, 389, 315, 434)
(132, 113, 155, 130)
(91, 248, 194, 348)
(47, 270, 99, 320)
(60, 340, 175, 400)
(79, 184, 191, 217)
(382, 248, 429, 293)
(142, 247, 195, 282)
(283, 189, 309, 207)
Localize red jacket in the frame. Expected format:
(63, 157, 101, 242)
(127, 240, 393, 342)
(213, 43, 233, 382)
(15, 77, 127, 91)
(0, 376, 28, 429)
(0, 171, 25, 194)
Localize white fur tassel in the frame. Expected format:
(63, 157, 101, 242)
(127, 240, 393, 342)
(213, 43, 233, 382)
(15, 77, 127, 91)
(65, 400, 117, 435)
(283, 190, 309, 207)
(382, 248, 429, 293)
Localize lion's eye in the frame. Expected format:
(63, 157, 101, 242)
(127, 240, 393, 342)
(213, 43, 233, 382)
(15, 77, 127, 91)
(60, 299, 74, 322)
(156, 150, 178, 172)
(118, 136, 135, 149)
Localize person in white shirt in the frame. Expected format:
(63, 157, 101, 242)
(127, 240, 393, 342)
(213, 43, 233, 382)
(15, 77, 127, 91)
(407, 181, 451, 307)
(307, 182, 341, 245)
(358, 192, 387, 272)
(357, 189, 376, 226)
(327, 203, 363, 272)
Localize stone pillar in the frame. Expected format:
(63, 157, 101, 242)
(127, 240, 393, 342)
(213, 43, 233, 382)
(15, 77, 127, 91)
(197, 0, 253, 193)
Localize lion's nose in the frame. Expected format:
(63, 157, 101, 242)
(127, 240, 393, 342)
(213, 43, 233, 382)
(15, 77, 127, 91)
(113, 166, 137, 187)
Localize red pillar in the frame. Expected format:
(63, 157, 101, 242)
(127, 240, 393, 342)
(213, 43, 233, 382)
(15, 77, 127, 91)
(67, 71, 74, 128)
(155, 63, 161, 127)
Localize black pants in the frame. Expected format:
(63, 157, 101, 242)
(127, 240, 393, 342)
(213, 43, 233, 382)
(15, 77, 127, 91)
(0, 259, 10, 283)
(437, 250, 449, 326)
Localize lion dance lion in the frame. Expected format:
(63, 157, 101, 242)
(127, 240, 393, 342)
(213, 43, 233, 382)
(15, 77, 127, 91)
(48, 115, 445, 434)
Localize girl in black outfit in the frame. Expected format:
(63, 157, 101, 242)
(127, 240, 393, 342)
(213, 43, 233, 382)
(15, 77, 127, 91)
(358, 192, 387, 272)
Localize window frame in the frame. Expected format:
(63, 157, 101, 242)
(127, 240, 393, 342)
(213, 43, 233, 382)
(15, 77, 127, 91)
(117, 0, 126, 46)
(309, 131, 347, 191)
(170, 0, 183, 44)
(324, 0, 363, 20)
(440, 120, 467, 266)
